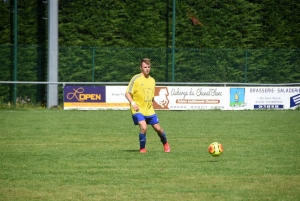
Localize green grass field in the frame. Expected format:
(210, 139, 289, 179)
(0, 109, 300, 201)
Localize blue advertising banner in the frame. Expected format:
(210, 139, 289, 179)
(64, 86, 106, 102)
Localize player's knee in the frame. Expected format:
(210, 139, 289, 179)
(155, 127, 164, 134)
(140, 127, 147, 134)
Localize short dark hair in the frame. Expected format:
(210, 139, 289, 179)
(140, 58, 151, 66)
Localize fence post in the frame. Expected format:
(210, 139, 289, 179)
(13, 0, 18, 105)
(244, 50, 248, 83)
(92, 47, 95, 82)
(171, 0, 176, 82)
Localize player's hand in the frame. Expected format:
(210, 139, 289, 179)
(132, 104, 139, 112)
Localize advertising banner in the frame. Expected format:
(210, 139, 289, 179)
(63, 86, 300, 110)
(64, 86, 129, 110)
(153, 86, 300, 110)
(153, 86, 229, 110)
(243, 87, 300, 110)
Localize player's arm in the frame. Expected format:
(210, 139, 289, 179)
(125, 92, 139, 111)
(125, 92, 134, 104)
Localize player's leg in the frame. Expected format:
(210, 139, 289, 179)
(132, 113, 148, 153)
(148, 114, 167, 143)
(152, 123, 170, 152)
(138, 120, 147, 153)
(149, 114, 170, 152)
(152, 123, 167, 143)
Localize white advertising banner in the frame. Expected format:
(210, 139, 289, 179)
(64, 86, 300, 110)
(153, 86, 300, 110)
(242, 87, 300, 110)
(105, 86, 129, 110)
(153, 86, 229, 110)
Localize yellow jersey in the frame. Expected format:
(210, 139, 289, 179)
(126, 73, 155, 116)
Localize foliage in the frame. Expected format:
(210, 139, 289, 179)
(0, 0, 299, 48)
(0, 1, 299, 104)
(0, 45, 299, 104)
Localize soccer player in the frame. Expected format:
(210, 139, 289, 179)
(125, 58, 170, 153)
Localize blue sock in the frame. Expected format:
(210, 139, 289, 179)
(158, 133, 167, 145)
(139, 133, 146, 149)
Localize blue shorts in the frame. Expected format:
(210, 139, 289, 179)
(132, 113, 159, 125)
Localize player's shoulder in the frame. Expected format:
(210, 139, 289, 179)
(130, 74, 142, 82)
(135, 74, 143, 79)
(133, 73, 142, 78)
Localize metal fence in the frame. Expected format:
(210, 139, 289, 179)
(0, 45, 300, 105)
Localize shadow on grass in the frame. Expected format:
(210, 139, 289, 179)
(121, 150, 139, 152)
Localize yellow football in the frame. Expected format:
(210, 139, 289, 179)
(208, 142, 224, 157)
